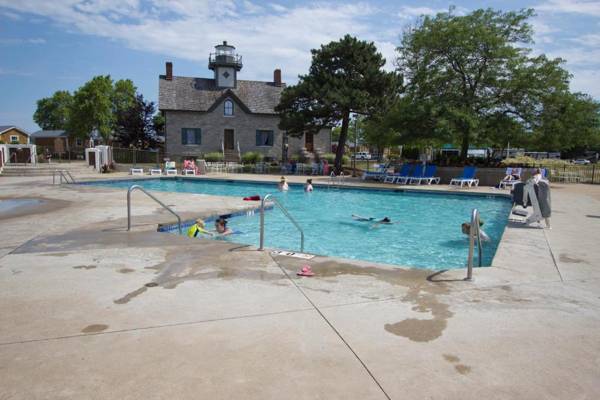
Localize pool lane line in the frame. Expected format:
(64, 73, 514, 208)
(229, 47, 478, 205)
(269, 254, 393, 400)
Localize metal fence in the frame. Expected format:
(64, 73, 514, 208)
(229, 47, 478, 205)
(112, 147, 162, 166)
(545, 164, 599, 184)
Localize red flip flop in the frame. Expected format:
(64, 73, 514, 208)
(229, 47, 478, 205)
(297, 265, 314, 277)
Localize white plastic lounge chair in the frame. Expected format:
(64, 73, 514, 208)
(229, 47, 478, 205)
(449, 166, 479, 187)
(130, 168, 144, 176)
(383, 164, 411, 183)
(165, 161, 177, 176)
(150, 168, 162, 176)
(183, 169, 195, 176)
(499, 167, 522, 189)
(415, 165, 441, 185)
(362, 163, 390, 181)
(407, 164, 426, 184)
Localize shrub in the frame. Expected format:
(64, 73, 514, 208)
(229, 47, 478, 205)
(501, 156, 570, 168)
(241, 151, 264, 164)
(204, 152, 224, 162)
(320, 153, 336, 163)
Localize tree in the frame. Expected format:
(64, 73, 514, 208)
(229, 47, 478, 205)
(276, 35, 400, 172)
(33, 90, 72, 130)
(114, 94, 158, 149)
(112, 79, 137, 120)
(152, 113, 165, 137)
(68, 75, 114, 141)
(396, 8, 572, 159)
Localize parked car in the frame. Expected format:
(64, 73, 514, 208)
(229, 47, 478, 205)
(573, 159, 591, 165)
(353, 152, 372, 160)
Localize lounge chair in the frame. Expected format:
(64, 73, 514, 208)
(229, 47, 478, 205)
(362, 162, 390, 181)
(449, 166, 479, 187)
(413, 165, 440, 185)
(383, 164, 411, 183)
(150, 168, 162, 176)
(130, 168, 144, 176)
(165, 161, 177, 176)
(499, 167, 522, 189)
(406, 164, 426, 185)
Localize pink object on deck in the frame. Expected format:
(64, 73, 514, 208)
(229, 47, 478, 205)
(297, 265, 315, 277)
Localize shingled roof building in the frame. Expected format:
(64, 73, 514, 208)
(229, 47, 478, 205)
(158, 41, 331, 162)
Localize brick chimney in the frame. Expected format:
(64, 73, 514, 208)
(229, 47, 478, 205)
(165, 62, 173, 80)
(273, 68, 282, 86)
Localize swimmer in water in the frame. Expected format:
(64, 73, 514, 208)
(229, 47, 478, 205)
(461, 222, 490, 242)
(214, 218, 233, 236)
(187, 219, 212, 238)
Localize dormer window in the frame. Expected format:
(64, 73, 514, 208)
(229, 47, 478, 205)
(224, 99, 234, 116)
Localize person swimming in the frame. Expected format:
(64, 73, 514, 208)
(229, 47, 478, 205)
(305, 178, 313, 192)
(461, 222, 490, 242)
(278, 176, 289, 191)
(214, 217, 233, 236)
(352, 214, 394, 228)
(187, 219, 212, 238)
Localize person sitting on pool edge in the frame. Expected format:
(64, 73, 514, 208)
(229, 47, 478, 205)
(305, 178, 313, 192)
(461, 222, 490, 242)
(278, 176, 289, 191)
(214, 217, 233, 236)
(187, 219, 212, 238)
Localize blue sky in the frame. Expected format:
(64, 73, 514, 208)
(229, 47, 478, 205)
(1, 0, 599, 132)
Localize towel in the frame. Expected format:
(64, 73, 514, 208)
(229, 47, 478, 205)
(512, 183, 531, 207)
(537, 181, 552, 218)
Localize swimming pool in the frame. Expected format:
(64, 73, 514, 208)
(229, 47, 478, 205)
(83, 178, 512, 269)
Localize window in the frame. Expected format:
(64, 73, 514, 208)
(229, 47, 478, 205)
(10, 135, 19, 144)
(224, 99, 234, 116)
(181, 128, 201, 145)
(256, 130, 274, 147)
(75, 138, 83, 146)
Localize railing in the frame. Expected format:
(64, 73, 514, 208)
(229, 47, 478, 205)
(328, 171, 345, 187)
(237, 141, 241, 161)
(259, 194, 304, 252)
(127, 185, 182, 234)
(466, 208, 483, 280)
(52, 170, 76, 184)
(113, 147, 161, 166)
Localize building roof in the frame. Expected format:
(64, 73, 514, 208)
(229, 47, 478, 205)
(31, 130, 68, 138)
(0, 125, 30, 136)
(159, 76, 284, 114)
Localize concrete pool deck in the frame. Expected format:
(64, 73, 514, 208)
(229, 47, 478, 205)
(0, 172, 599, 399)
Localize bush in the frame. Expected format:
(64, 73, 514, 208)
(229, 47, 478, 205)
(204, 152, 224, 162)
(241, 151, 264, 164)
(501, 156, 570, 168)
(320, 152, 349, 165)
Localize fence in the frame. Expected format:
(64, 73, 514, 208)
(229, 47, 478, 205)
(545, 164, 599, 184)
(112, 147, 162, 166)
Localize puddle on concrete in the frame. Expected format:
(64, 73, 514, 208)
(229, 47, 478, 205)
(114, 287, 148, 304)
(0, 197, 70, 221)
(118, 268, 135, 274)
(443, 354, 460, 363)
(454, 364, 472, 375)
(73, 265, 96, 270)
(81, 324, 109, 333)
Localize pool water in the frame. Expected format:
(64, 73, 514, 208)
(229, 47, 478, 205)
(84, 178, 512, 269)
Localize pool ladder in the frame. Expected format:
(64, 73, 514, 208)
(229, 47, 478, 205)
(127, 185, 182, 234)
(466, 208, 483, 280)
(259, 193, 304, 252)
(328, 171, 345, 188)
(52, 170, 76, 184)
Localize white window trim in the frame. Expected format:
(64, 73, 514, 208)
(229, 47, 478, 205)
(10, 135, 19, 143)
(224, 99, 234, 117)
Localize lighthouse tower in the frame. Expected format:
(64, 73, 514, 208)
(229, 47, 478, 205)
(208, 41, 243, 88)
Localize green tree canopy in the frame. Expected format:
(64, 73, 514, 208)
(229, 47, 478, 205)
(33, 90, 73, 130)
(68, 75, 114, 141)
(276, 35, 401, 172)
(395, 8, 586, 158)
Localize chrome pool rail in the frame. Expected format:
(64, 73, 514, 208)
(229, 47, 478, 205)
(52, 169, 76, 184)
(466, 208, 483, 280)
(328, 171, 345, 187)
(259, 193, 304, 252)
(127, 185, 182, 234)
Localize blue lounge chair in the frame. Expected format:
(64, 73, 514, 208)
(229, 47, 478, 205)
(403, 164, 425, 185)
(383, 164, 411, 183)
(449, 166, 479, 187)
(412, 165, 440, 185)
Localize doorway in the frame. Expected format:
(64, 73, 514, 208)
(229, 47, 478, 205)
(224, 129, 234, 150)
(305, 132, 314, 152)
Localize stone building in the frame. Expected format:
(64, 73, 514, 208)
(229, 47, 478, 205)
(158, 41, 331, 162)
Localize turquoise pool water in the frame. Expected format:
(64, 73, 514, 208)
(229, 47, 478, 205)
(84, 178, 512, 269)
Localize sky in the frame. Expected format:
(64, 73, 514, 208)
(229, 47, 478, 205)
(1, 0, 599, 132)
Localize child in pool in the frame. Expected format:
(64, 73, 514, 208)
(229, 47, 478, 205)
(305, 178, 313, 192)
(214, 218, 233, 236)
(461, 222, 490, 242)
(278, 176, 289, 191)
(187, 219, 212, 238)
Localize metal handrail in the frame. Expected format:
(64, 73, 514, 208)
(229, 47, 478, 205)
(466, 208, 483, 280)
(52, 169, 76, 184)
(259, 193, 304, 252)
(127, 185, 182, 234)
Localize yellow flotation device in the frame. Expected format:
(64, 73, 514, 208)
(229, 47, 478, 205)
(187, 222, 210, 238)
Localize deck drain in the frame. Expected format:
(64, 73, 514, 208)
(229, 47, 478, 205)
(145, 282, 158, 287)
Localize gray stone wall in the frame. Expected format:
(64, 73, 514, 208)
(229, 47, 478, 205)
(165, 107, 331, 161)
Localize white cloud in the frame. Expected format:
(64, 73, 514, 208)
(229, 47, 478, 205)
(569, 69, 600, 97)
(535, 0, 600, 16)
(0, 0, 384, 83)
(0, 37, 46, 45)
